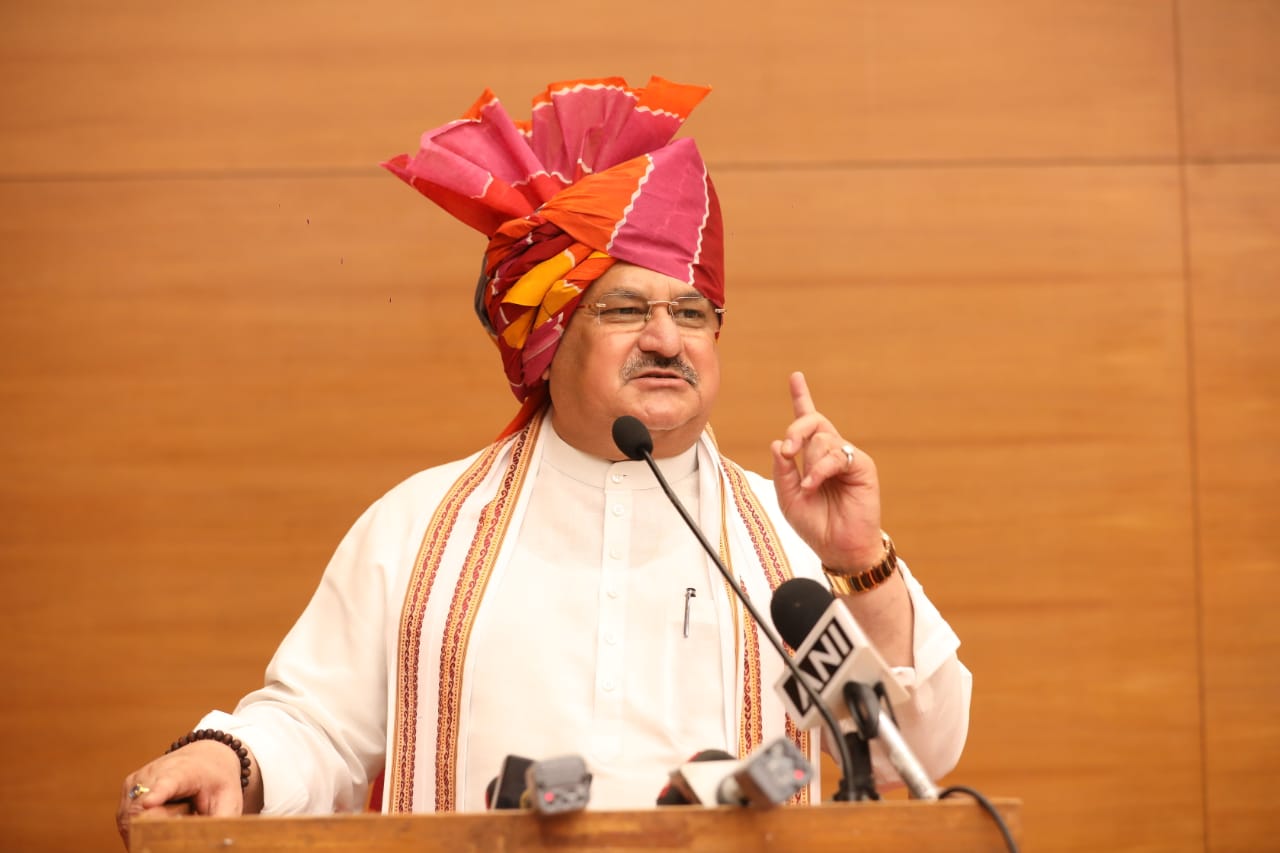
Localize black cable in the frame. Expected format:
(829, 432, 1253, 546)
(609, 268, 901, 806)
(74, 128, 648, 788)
(938, 785, 1020, 853)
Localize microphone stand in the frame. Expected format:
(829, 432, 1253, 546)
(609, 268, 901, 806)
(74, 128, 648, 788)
(844, 681, 940, 801)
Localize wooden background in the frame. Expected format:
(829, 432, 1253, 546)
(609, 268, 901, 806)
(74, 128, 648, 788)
(1, 2, 1276, 850)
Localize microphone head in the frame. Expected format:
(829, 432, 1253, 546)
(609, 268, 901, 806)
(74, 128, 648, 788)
(770, 577, 834, 649)
(612, 415, 654, 460)
(489, 755, 534, 809)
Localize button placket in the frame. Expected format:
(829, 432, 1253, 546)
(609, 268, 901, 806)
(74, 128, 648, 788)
(596, 468, 632, 725)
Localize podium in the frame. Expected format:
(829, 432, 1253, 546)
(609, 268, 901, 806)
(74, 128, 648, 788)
(130, 799, 1021, 852)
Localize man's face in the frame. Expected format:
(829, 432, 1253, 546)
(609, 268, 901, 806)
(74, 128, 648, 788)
(547, 262, 722, 459)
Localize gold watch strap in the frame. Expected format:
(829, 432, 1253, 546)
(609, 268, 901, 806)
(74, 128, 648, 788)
(823, 531, 897, 595)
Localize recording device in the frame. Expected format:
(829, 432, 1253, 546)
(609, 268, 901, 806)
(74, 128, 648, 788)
(485, 754, 592, 814)
(661, 738, 813, 807)
(523, 755, 593, 814)
(723, 736, 815, 806)
(771, 578, 939, 800)
(657, 749, 735, 805)
(611, 415, 858, 800)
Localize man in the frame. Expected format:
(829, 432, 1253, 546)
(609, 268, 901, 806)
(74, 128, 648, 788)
(117, 76, 970, 840)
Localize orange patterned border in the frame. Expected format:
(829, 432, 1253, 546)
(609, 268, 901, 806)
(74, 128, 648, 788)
(432, 422, 539, 810)
(388, 420, 538, 812)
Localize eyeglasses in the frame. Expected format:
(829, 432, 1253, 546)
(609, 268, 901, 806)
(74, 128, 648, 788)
(580, 294, 725, 333)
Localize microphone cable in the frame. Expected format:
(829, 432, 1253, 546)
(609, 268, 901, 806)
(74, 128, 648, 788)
(939, 785, 1020, 853)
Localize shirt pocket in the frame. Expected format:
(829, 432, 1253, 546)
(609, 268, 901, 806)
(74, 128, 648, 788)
(660, 589, 726, 747)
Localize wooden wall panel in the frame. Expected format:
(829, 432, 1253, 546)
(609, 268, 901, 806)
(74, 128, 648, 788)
(715, 165, 1201, 851)
(0, 1, 1179, 175)
(0, 175, 501, 852)
(1186, 164, 1280, 851)
(4, 2, 1278, 851)
(1179, 1, 1280, 159)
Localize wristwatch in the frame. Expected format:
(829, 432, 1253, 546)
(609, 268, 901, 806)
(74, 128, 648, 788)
(822, 531, 897, 595)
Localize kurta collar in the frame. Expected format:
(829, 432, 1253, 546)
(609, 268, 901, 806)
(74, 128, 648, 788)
(541, 417, 699, 489)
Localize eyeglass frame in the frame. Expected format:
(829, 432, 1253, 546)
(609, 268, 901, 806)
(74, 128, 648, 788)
(576, 293, 726, 333)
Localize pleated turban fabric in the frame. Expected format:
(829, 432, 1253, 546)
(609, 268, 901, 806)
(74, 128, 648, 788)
(383, 76, 725, 436)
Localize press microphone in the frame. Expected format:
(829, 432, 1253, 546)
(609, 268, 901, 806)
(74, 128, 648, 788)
(523, 755, 593, 814)
(657, 749, 735, 805)
(771, 578, 939, 800)
(660, 738, 813, 807)
(611, 415, 858, 801)
(485, 754, 592, 814)
(485, 754, 534, 809)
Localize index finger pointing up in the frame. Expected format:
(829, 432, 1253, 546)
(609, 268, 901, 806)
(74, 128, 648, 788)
(789, 371, 816, 418)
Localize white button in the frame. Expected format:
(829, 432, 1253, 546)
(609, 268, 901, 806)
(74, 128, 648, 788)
(611, 504, 625, 517)
(611, 473, 624, 484)
(605, 632, 617, 645)
(608, 546, 622, 560)
(602, 678, 616, 692)
(606, 586, 620, 599)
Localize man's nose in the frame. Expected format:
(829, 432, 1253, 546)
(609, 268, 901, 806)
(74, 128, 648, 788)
(637, 303, 684, 355)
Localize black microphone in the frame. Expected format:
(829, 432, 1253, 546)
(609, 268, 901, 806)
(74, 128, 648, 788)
(486, 754, 534, 809)
(612, 415, 653, 460)
(611, 415, 858, 801)
(770, 578, 939, 800)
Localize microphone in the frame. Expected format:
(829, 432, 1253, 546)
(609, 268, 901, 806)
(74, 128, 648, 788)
(657, 749, 735, 805)
(485, 754, 534, 809)
(522, 754, 593, 815)
(721, 736, 815, 807)
(612, 415, 653, 460)
(611, 415, 858, 801)
(771, 578, 939, 800)
(485, 754, 592, 814)
(661, 738, 813, 808)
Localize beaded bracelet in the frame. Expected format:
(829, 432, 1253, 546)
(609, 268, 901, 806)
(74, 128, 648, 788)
(167, 728, 251, 789)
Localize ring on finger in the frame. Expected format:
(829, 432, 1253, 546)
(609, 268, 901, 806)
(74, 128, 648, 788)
(840, 443, 855, 470)
(129, 783, 150, 800)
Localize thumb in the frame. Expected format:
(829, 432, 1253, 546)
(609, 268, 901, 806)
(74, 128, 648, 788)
(202, 787, 245, 817)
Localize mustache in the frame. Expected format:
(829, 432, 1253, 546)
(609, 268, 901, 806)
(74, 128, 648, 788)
(621, 354, 699, 386)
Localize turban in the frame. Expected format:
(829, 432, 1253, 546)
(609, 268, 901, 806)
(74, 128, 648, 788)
(383, 76, 725, 436)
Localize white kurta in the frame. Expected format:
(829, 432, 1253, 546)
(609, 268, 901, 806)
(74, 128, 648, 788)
(197, 419, 971, 814)
(462, 427, 725, 810)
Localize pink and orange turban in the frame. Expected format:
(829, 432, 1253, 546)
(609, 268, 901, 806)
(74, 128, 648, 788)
(383, 76, 725, 436)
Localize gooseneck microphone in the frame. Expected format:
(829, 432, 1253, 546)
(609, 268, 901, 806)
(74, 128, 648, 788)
(611, 415, 859, 801)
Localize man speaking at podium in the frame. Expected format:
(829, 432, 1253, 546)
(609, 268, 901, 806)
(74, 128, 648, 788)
(117, 76, 971, 841)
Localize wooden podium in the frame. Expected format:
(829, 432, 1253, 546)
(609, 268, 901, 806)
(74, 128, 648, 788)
(130, 799, 1021, 852)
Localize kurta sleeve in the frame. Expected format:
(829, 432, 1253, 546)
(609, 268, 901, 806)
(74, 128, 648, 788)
(195, 497, 398, 814)
(875, 560, 972, 782)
